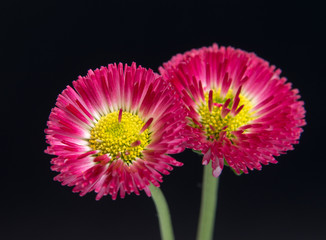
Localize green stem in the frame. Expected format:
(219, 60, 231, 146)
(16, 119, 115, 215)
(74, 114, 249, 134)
(149, 184, 175, 240)
(196, 162, 220, 240)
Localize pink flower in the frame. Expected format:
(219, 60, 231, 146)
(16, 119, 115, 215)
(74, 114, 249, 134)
(45, 63, 187, 200)
(160, 44, 306, 177)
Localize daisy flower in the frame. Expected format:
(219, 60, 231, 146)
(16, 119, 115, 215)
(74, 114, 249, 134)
(160, 44, 306, 177)
(45, 62, 187, 200)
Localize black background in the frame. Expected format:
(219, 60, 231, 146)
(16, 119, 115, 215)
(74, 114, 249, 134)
(1, 1, 325, 240)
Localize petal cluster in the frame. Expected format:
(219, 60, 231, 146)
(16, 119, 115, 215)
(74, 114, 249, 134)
(45, 63, 187, 200)
(160, 44, 306, 176)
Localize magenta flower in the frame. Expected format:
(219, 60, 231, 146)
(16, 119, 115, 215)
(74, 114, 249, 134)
(45, 63, 187, 200)
(160, 44, 306, 177)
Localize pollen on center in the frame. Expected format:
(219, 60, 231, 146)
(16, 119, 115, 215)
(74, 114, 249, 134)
(192, 88, 256, 141)
(89, 110, 151, 164)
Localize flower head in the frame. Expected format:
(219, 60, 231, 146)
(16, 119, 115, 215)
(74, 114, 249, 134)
(160, 44, 306, 177)
(45, 63, 187, 200)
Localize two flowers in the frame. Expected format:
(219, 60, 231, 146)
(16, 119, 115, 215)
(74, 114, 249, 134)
(45, 43, 306, 200)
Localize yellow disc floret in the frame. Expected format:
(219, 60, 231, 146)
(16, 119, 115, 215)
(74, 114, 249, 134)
(193, 89, 256, 141)
(89, 111, 151, 164)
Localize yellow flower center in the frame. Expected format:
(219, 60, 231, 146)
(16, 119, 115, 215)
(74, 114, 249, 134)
(89, 111, 151, 164)
(193, 89, 256, 141)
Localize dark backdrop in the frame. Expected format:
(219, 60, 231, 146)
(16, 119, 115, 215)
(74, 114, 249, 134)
(1, 1, 325, 240)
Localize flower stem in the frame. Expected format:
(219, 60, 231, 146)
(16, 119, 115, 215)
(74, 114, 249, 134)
(149, 184, 175, 240)
(196, 162, 220, 240)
